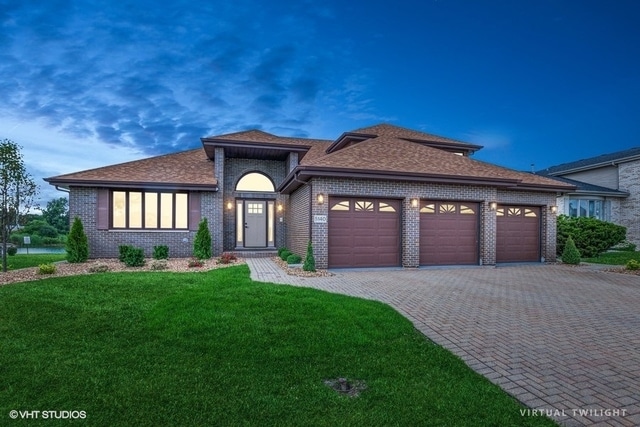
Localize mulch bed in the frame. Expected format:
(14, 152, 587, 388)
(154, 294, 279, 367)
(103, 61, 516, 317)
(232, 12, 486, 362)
(271, 257, 334, 277)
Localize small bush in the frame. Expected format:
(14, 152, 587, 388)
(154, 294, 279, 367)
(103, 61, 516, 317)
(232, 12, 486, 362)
(88, 264, 110, 273)
(153, 245, 169, 260)
(188, 258, 204, 268)
(303, 240, 316, 272)
(150, 260, 168, 271)
(42, 237, 62, 245)
(119, 245, 132, 262)
(193, 218, 212, 259)
(277, 247, 289, 257)
(217, 253, 237, 265)
(38, 224, 59, 238)
(280, 250, 292, 261)
(561, 236, 581, 265)
(626, 259, 640, 271)
(6, 246, 17, 256)
(122, 247, 145, 267)
(611, 241, 637, 252)
(66, 217, 89, 263)
(287, 254, 302, 264)
(37, 263, 57, 275)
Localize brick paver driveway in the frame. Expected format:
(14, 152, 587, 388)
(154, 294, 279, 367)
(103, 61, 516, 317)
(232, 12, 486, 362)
(247, 260, 640, 427)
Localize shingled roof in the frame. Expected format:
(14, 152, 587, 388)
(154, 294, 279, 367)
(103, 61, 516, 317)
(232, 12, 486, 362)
(539, 146, 640, 175)
(45, 148, 216, 190)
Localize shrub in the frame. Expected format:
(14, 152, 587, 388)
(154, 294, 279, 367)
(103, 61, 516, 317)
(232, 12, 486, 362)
(280, 250, 292, 261)
(119, 245, 133, 262)
(557, 215, 626, 258)
(153, 245, 169, 260)
(6, 246, 17, 256)
(611, 241, 637, 252)
(38, 224, 58, 238)
(303, 240, 316, 272)
(88, 264, 110, 273)
(66, 217, 89, 263)
(42, 237, 62, 245)
(188, 258, 204, 268)
(277, 247, 289, 257)
(37, 263, 56, 275)
(286, 254, 302, 264)
(193, 218, 212, 259)
(561, 236, 581, 265)
(150, 260, 168, 271)
(122, 247, 145, 267)
(626, 259, 640, 271)
(217, 253, 237, 265)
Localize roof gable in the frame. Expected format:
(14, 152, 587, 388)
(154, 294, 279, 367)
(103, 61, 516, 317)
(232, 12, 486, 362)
(326, 123, 483, 155)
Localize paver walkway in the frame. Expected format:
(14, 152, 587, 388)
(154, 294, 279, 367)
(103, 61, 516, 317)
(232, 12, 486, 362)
(247, 258, 640, 427)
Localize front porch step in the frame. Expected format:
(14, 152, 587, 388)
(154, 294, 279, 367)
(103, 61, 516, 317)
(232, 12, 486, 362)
(226, 250, 277, 258)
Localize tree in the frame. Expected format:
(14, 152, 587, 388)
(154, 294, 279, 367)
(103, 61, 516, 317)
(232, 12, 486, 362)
(0, 140, 38, 272)
(42, 197, 69, 234)
(561, 236, 581, 265)
(66, 217, 88, 263)
(303, 240, 316, 272)
(193, 218, 212, 259)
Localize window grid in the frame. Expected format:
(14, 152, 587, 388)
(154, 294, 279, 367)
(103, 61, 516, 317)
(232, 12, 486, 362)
(112, 190, 188, 230)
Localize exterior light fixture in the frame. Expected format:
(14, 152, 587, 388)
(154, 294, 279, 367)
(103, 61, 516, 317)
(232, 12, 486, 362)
(226, 201, 233, 210)
(317, 194, 324, 205)
(550, 205, 558, 214)
(277, 204, 283, 212)
(411, 198, 419, 208)
(489, 202, 498, 211)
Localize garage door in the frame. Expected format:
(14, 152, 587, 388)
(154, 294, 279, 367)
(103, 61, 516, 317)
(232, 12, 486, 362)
(420, 201, 479, 265)
(328, 197, 401, 268)
(496, 206, 540, 262)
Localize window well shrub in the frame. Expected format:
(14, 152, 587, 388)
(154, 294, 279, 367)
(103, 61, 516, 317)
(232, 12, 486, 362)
(286, 254, 302, 264)
(38, 263, 56, 275)
(6, 246, 17, 256)
(66, 217, 89, 263)
(193, 218, 212, 259)
(303, 240, 316, 272)
(280, 250, 292, 261)
(153, 245, 169, 260)
(561, 236, 581, 265)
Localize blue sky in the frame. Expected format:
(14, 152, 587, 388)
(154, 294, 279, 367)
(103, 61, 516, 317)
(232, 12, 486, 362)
(1, 0, 639, 203)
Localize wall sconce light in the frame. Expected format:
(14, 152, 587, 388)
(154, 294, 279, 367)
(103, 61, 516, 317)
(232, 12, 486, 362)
(489, 202, 498, 211)
(277, 204, 283, 212)
(317, 194, 324, 205)
(226, 201, 233, 210)
(550, 205, 558, 214)
(410, 198, 419, 208)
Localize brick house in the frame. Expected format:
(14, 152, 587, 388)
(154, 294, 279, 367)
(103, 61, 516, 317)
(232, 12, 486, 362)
(45, 124, 573, 268)
(538, 147, 640, 247)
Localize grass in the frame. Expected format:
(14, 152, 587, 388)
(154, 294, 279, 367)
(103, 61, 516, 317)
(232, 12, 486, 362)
(0, 266, 557, 426)
(4, 253, 67, 270)
(583, 250, 640, 265)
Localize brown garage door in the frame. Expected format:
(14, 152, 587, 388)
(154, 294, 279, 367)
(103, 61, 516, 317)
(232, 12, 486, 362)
(328, 197, 401, 268)
(420, 201, 479, 265)
(496, 206, 540, 262)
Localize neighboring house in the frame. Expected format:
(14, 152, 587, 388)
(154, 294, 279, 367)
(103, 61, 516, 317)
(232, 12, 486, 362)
(538, 147, 640, 247)
(45, 124, 574, 268)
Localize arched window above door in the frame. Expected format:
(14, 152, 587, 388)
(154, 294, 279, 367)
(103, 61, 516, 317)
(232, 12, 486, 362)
(235, 172, 275, 192)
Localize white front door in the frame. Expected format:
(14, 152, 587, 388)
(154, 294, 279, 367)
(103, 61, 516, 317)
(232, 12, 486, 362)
(244, 201, 267, 247)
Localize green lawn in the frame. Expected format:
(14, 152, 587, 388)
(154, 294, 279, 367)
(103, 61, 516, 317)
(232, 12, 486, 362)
(4, 253, 67, 270)
(583, 251, 640, 265)
(0, 266, 557, 426)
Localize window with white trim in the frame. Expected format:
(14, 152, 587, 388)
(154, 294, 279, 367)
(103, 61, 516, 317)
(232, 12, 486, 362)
(567, 198, 605, 220)
(112, 190, 188, 229)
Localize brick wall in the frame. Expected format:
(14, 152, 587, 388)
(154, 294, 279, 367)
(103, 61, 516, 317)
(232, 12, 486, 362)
(222, 158, 288, 251)
(618, 160, 640, 246)
(68, 187, 217, 258)
(304, 177, 557, 269)
(286, 184, 310, 257)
